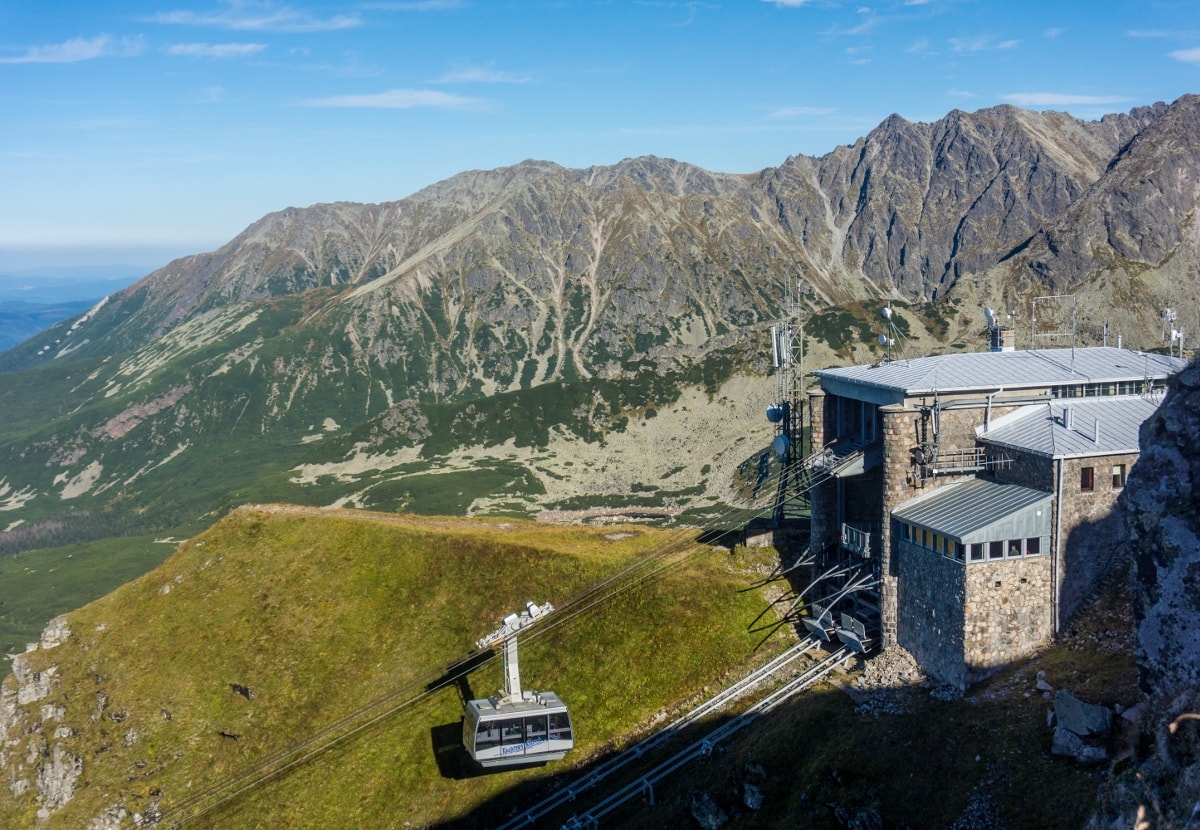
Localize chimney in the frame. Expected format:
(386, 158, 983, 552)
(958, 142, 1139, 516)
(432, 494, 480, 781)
(1063, 407, 1073, 430)
(1093, 418, 1101, 443)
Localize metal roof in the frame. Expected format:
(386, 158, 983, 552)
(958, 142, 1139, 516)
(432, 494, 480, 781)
(813, 347, 1185, 398)
(978, 394, 1160, 459)
(892, 477, 1052, 540)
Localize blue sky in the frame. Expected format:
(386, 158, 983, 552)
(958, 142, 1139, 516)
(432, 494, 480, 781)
(1, 0, 1198, 271)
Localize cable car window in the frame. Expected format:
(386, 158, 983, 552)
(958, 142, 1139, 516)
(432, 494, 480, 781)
(548, 711, 572, 741)
(475, 721, 502, 751)
(525, 715, 548, 741)
(500, 718, 525, 746)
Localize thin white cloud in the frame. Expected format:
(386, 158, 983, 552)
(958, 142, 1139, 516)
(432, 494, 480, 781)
(0, 34, 143, 64)
(1043, 27, 1064, 38)
(767, 106, 837, 119)
(1127, 29, 1200, 39)
(166, 42, 267, 58)
(1002, 92, 1126, 107)
(846, 45, 872, 64)
(947, 89, 977, 98)
(197, 85, 227, 103)
(303, 89, 489, 110)
(950, 36, 1019, 52)
(150, 4, 360, 32)
(1169, 47, 1200, 63)
(906, 37, 930, 54)
(435, 66, 534, 84)
(360, 0, 466, 9)
(761, 0, 813, 7)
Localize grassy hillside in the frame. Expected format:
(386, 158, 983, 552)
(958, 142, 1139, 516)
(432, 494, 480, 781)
(0, 533, 178, 654)
(0, 507, 787, 829)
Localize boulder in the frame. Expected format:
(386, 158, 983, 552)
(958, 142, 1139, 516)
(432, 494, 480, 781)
(690, 790, 728, 830)
(1055, 690, 1113, 738)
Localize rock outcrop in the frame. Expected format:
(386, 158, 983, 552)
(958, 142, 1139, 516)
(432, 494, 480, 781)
(1090, 360, 1200, 828)
(0, 616, 81, 820)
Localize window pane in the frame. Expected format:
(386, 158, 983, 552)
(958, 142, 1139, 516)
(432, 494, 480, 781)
(1081, 467, 1095, 492)
(989, 540, 1004, 559)
(500, 718, 525, 745)
(1026, 537, 1040, 555)
(1008, 539, 1023, 557)
(476, 721, 501, 750)
(970, 543, 984, 561)
(548, 711, 572, 741)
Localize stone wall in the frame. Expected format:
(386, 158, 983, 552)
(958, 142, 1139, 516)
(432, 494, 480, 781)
(1058, 452, 1139, 623)
(962, 555, 1054, 685)
(895, 540, 967, 687)
(807, 388, 837, 551)
(991, 445, 1055, 492)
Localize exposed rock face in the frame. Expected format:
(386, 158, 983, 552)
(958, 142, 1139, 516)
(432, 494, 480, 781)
(0, 615, 81, 820)
(1089, 359, 1200, 827)
(1124, 362, 1200, 697)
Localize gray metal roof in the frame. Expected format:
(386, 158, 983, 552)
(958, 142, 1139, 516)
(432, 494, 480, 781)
(978, 394, 1160, 459)
(813, 346, 1185, 398)
(892, 477, 1052, 540)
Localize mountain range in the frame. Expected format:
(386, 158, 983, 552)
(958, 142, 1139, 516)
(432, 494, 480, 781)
(1, 94, 1198, 567)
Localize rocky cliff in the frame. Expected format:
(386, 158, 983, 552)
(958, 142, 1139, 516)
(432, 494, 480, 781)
(1091, 361, 1200, 828)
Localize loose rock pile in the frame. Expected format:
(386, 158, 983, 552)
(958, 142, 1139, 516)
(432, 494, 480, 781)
(850, 646, 961, 716)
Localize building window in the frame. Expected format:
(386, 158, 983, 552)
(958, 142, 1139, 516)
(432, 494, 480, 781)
(901, 523, 910, 541)
(932, 533, 941, 553)
(1080, 466, 1095, 492)
(988, 540, 1004, 560)
(1112, 464, 1126, 489)
(1026, 537, 1041, 556)
(955, 542, 965, 561)
(970, 543, 984, 562)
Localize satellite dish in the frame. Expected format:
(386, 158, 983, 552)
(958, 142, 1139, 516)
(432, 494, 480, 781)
(766, 403, 785, 423)
(773, 434, 790, 457)
(880, 306, 893, 320)
(984, 307, 996, 328)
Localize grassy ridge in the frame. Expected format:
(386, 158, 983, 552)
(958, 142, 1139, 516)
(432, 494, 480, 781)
(0, 508, 784, 829)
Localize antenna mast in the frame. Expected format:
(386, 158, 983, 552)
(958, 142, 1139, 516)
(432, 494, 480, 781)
(767, 278, 806, 523)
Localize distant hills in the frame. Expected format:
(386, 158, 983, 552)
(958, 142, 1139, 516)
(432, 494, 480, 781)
(0, 268, 145, 351)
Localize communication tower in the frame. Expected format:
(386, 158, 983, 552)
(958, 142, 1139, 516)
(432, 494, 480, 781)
(766, 279, 807, 522)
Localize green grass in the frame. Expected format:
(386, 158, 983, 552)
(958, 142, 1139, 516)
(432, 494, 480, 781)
(0, 509, 786, 829)
(0, 534, 178, 655)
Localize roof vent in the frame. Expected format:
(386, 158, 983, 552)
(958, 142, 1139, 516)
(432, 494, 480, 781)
(1062, 407, 1073, 430)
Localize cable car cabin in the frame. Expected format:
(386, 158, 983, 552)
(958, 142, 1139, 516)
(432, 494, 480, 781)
(464, 692, 573, 767)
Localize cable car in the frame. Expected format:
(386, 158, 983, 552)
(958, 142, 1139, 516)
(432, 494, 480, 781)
(463, 601, 574, 767)
(464, 692, 574, 767)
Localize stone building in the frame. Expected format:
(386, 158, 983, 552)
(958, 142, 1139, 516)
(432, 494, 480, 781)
(806, 345, 1184, 688)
